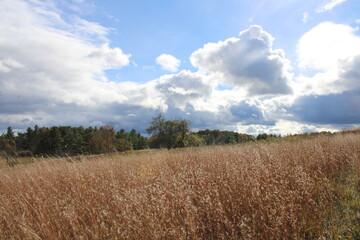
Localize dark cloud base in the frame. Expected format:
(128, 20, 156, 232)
(290, 91, 360, 124)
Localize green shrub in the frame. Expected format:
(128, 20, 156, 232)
(116, 139, 133, 152)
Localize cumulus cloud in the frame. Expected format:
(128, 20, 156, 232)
(190, 25, 293, 96)
(230, 100, 274, 125)
(154, 23, 360, 133)
(156, 54, 181, 72)
(1, 1, 356, 135)
(234, 120, 329, 136)
(338, 55, 360, 90)
(285, 22, 360, 129)
(88, 44, 131, 69)
(316, 0, 347, 13)
(0, 0, 131, 106)
(154, 70, 213, 110)
(1, 1, 312, 136)
(289, 64, 360, 127)
(297, 22, 360, 71)
(290, 91, 360, 124)
(0, 0, 138, 130)
(296, 22, 360, 95)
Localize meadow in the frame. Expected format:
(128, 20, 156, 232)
(0, 134, 359, 239)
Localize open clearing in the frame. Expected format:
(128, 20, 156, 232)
(0, 134, 359, 239)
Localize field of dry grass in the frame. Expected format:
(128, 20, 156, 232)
(0, 134, 359, 239)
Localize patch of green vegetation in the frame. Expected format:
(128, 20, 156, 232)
(322, 168, 360, 239)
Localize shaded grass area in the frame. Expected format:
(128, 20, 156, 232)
(0, 134, 359, 239)
(321, 166, 360, 239)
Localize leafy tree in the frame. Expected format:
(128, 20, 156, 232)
(26, 127, 37, 153)
(195, 129, 254, 145)
(0, 136, 17, 157)
(116, 129, 148, 150)
(29, 125, 41, 154)
(49, 127, 63, 154)
(147, 114, 190, 149)
(237, 133, 255, 143)
(83, 127, 96, 153)
(88, 125, 116, 154)
(61, 127, 75, 154)
(115, 139, 133, 152)
(134, 133, 148, 150)
(72, 128, 86, 154)
(256, 133, 280, 141)
(146, 114, 167, 136)
(0, 134, 18, 166)
(116, 129, 126, 139)
(183, 133, 205, 147)
(5, 126, 15, 139)
(15, 132, 28, 151)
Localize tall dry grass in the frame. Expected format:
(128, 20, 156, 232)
(0, 134, 359, 239)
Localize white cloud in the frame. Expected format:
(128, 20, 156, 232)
(0, 0, 132, 110)
(235, 120, 340, 136)
(153, 70, 215, 111)
(0, 1, 356, 135)
(297, 22, 360, 95)
(156, 54, 181, 72)
(302, 12, 310, 23)
(88, 44, 131, 69)
(286, 22, 360, 128)
(143, 65, 156, 71)
(297, 22, 360, 70)
(316, 0, 348, 13)
(190, 25, 293, 96)
(71, 17, 110, 42)
(0, 58, 24, 73)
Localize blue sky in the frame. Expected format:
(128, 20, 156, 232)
(89, 0, 359, 81)
(0, 0, 360, 134)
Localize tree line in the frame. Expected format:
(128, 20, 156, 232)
(0, 125, 147, 158)
(1, 114, 279, 158)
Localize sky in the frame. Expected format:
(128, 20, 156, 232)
(0, 0, 360, 135)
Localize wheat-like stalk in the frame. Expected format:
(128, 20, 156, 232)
(0, 134, 359, 239)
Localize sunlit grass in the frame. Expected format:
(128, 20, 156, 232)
(0, 134, 359, 239)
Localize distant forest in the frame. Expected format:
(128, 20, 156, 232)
(0, 125, 257, 158)
(0, 114, 338, 158)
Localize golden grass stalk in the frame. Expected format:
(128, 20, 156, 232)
(0, 134, 359, 239)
